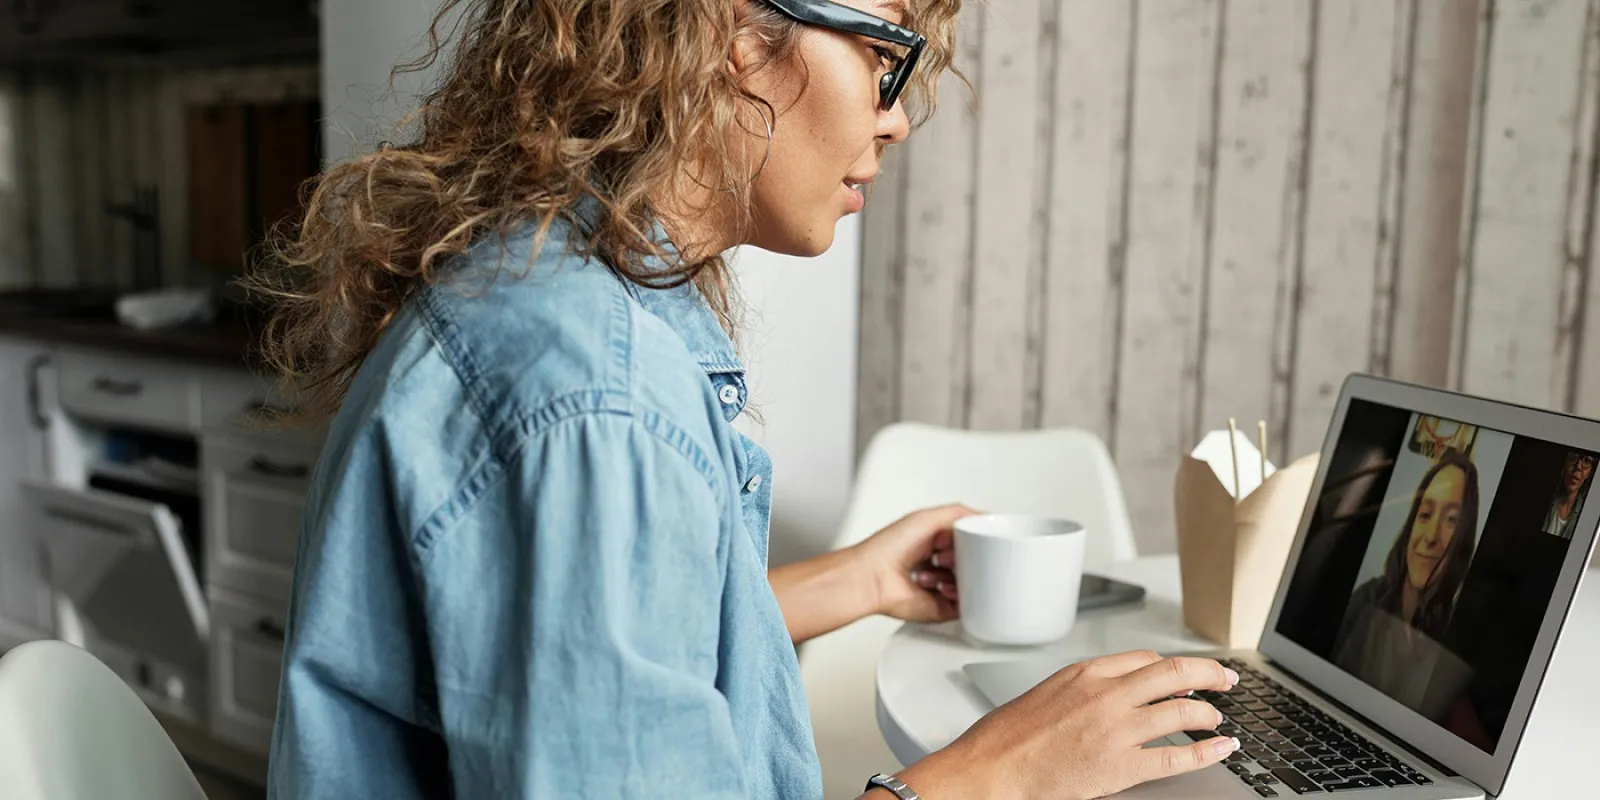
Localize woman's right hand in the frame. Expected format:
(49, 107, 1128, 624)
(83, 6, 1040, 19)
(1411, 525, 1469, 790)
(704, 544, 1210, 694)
(897, 650, 1242, 799)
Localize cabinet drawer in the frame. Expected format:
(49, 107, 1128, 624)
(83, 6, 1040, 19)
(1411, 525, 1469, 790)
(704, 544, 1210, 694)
(56, 351, 199, 432)
(208, 588, 286, 756)
(203, 434, 316, 604)
(196, 367, 275, 430)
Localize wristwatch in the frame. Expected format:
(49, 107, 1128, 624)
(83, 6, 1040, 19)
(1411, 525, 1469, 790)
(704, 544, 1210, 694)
(865, 773, 920, 799)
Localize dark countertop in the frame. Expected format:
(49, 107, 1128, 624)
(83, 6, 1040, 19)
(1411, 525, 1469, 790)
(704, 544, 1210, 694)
(0, 289, 266, 369)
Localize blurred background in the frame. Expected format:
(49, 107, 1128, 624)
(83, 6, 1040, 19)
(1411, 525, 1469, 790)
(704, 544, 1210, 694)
(1, 0, 1599, 795)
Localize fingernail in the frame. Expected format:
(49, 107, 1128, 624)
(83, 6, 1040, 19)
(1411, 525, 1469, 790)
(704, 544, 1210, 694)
(910, 570, 925, 584)
(1214, 737, 1240, 756)
(1224, 668, 1239, 687)
(1215, 707, 1225, 727)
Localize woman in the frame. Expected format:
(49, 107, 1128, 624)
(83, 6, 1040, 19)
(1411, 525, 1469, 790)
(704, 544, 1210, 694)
(1333, 452, 1480, 718)
(255, 0, 1242, 797)
(1541, 451, 1595, 539)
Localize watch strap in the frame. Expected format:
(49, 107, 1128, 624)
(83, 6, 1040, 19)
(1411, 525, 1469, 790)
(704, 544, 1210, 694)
(865, 773, 920, 799)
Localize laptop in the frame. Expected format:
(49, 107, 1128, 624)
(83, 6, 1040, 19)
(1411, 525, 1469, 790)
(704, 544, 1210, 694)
(962, 374, 1600, 798)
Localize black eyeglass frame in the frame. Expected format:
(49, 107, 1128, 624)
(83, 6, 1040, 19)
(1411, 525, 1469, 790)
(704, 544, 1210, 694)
(761, 0, 926, 112)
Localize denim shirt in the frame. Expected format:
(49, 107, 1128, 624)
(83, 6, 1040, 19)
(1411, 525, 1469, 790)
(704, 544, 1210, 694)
(266, 208, 821, 799)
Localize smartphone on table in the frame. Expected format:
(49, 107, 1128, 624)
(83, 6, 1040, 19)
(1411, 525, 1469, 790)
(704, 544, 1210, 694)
(1077, 573, 1146, 610)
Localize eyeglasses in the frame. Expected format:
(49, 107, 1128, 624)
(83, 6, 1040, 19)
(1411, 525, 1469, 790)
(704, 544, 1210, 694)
(761, 0, 926, 112)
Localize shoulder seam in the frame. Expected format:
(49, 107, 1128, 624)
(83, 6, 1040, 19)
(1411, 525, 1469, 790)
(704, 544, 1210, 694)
(411, 399, 729, 556)
(416, 287, 498, 427)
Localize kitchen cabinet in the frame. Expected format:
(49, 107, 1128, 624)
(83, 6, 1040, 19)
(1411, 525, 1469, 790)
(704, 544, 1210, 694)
(17, 345, 280, 725)
(0, 0, 319, 64)
(0, 337, 54, 649)
(55, 347, 206, 433)
(4, 0, 152, 47)
(22, 477, 209, 723)
(0, 325, 322, 783)
(199, 421, 318, 756)
(187, 99, 321, 273)
(202, 427, 315, 607)
(207, 586, 286, 754)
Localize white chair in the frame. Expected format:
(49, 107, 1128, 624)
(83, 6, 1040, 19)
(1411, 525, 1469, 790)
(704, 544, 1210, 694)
(0, 640, 207, 800)
(800, 422, 1137, 799)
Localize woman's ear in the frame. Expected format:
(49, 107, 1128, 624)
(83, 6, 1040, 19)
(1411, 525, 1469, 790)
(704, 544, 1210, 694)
(729, 37, 753, 77)
(729, 0, 756, 76)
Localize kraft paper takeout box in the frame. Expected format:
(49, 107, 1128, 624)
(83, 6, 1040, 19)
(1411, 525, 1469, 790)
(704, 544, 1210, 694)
(1174, 428, 1320, 648)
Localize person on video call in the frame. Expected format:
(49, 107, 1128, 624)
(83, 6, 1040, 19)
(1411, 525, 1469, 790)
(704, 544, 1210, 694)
(1333, 451, 1479, 718)
(1541, 452, 1595, 540)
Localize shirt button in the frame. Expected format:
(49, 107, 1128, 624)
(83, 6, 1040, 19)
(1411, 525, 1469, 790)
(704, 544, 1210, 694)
(744, 474, 763, 493)
(718, 384, 740, 405)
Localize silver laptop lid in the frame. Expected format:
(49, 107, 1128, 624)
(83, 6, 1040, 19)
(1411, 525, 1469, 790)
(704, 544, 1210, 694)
(1258, 374, 1600, 796)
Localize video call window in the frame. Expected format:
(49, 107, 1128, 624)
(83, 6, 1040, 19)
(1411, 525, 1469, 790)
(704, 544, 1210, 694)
(1540, 451, 1595, 540)
(1274, 400, 1595, 754)
(1331, 416, 1508, 725)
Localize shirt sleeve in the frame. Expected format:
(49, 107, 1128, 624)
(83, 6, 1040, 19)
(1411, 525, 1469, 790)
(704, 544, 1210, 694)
(421, 411, 747, 798)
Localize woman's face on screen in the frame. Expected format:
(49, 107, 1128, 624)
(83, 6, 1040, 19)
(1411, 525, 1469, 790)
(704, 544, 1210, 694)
(1564, 454, 1595, 494)
(1406, 466, 1466, 593)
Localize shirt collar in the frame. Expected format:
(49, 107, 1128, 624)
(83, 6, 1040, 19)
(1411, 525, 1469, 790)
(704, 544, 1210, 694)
(571, 195, 744, 376)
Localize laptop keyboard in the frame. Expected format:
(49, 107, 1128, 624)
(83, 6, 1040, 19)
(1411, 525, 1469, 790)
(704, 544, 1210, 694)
(1185, 659, 1434, 796)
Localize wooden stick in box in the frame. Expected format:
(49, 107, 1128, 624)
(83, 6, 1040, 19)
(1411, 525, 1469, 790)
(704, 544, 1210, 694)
(1259, 420, 1269, 483)
(1228, 417, 1242, 502)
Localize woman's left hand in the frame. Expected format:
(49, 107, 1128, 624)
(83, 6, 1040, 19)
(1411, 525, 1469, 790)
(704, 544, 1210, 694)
(852, 504, 980, 624)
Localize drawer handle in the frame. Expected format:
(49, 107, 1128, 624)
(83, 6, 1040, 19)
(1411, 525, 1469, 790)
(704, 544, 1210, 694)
(26, 353, 50, 430)
(254, 618, 286, 642)
(91, 376, 144, 397)
(248, 457, 310, 480)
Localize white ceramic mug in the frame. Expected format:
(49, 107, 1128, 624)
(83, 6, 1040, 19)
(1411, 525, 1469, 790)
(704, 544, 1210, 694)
(954, 513, 1086, 646)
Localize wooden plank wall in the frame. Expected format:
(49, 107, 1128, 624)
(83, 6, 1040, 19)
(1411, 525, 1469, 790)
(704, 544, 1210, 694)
(860, 0, 1600, 554)
(1461, 0, 1598, 413)
(0, 62, 317, 290)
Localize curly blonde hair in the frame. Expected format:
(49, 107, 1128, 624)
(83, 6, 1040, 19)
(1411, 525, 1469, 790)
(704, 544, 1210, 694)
(248, 0, 963, 424)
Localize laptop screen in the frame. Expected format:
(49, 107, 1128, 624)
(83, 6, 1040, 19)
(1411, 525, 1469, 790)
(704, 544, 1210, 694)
(1273, 397, 1596, 755)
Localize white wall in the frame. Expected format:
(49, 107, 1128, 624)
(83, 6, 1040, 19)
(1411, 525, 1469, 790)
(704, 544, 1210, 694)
(320, 0, 446, 164)
(732, 227, 861, 567)
(321, 0, 862, 566)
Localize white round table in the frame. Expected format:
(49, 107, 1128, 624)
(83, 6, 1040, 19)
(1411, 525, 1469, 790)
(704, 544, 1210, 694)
(875, 555, 1598, 797)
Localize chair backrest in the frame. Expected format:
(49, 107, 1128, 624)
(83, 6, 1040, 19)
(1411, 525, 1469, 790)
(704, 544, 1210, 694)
(835, 422, 1137, 570)
(0, 640, 207, 800)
